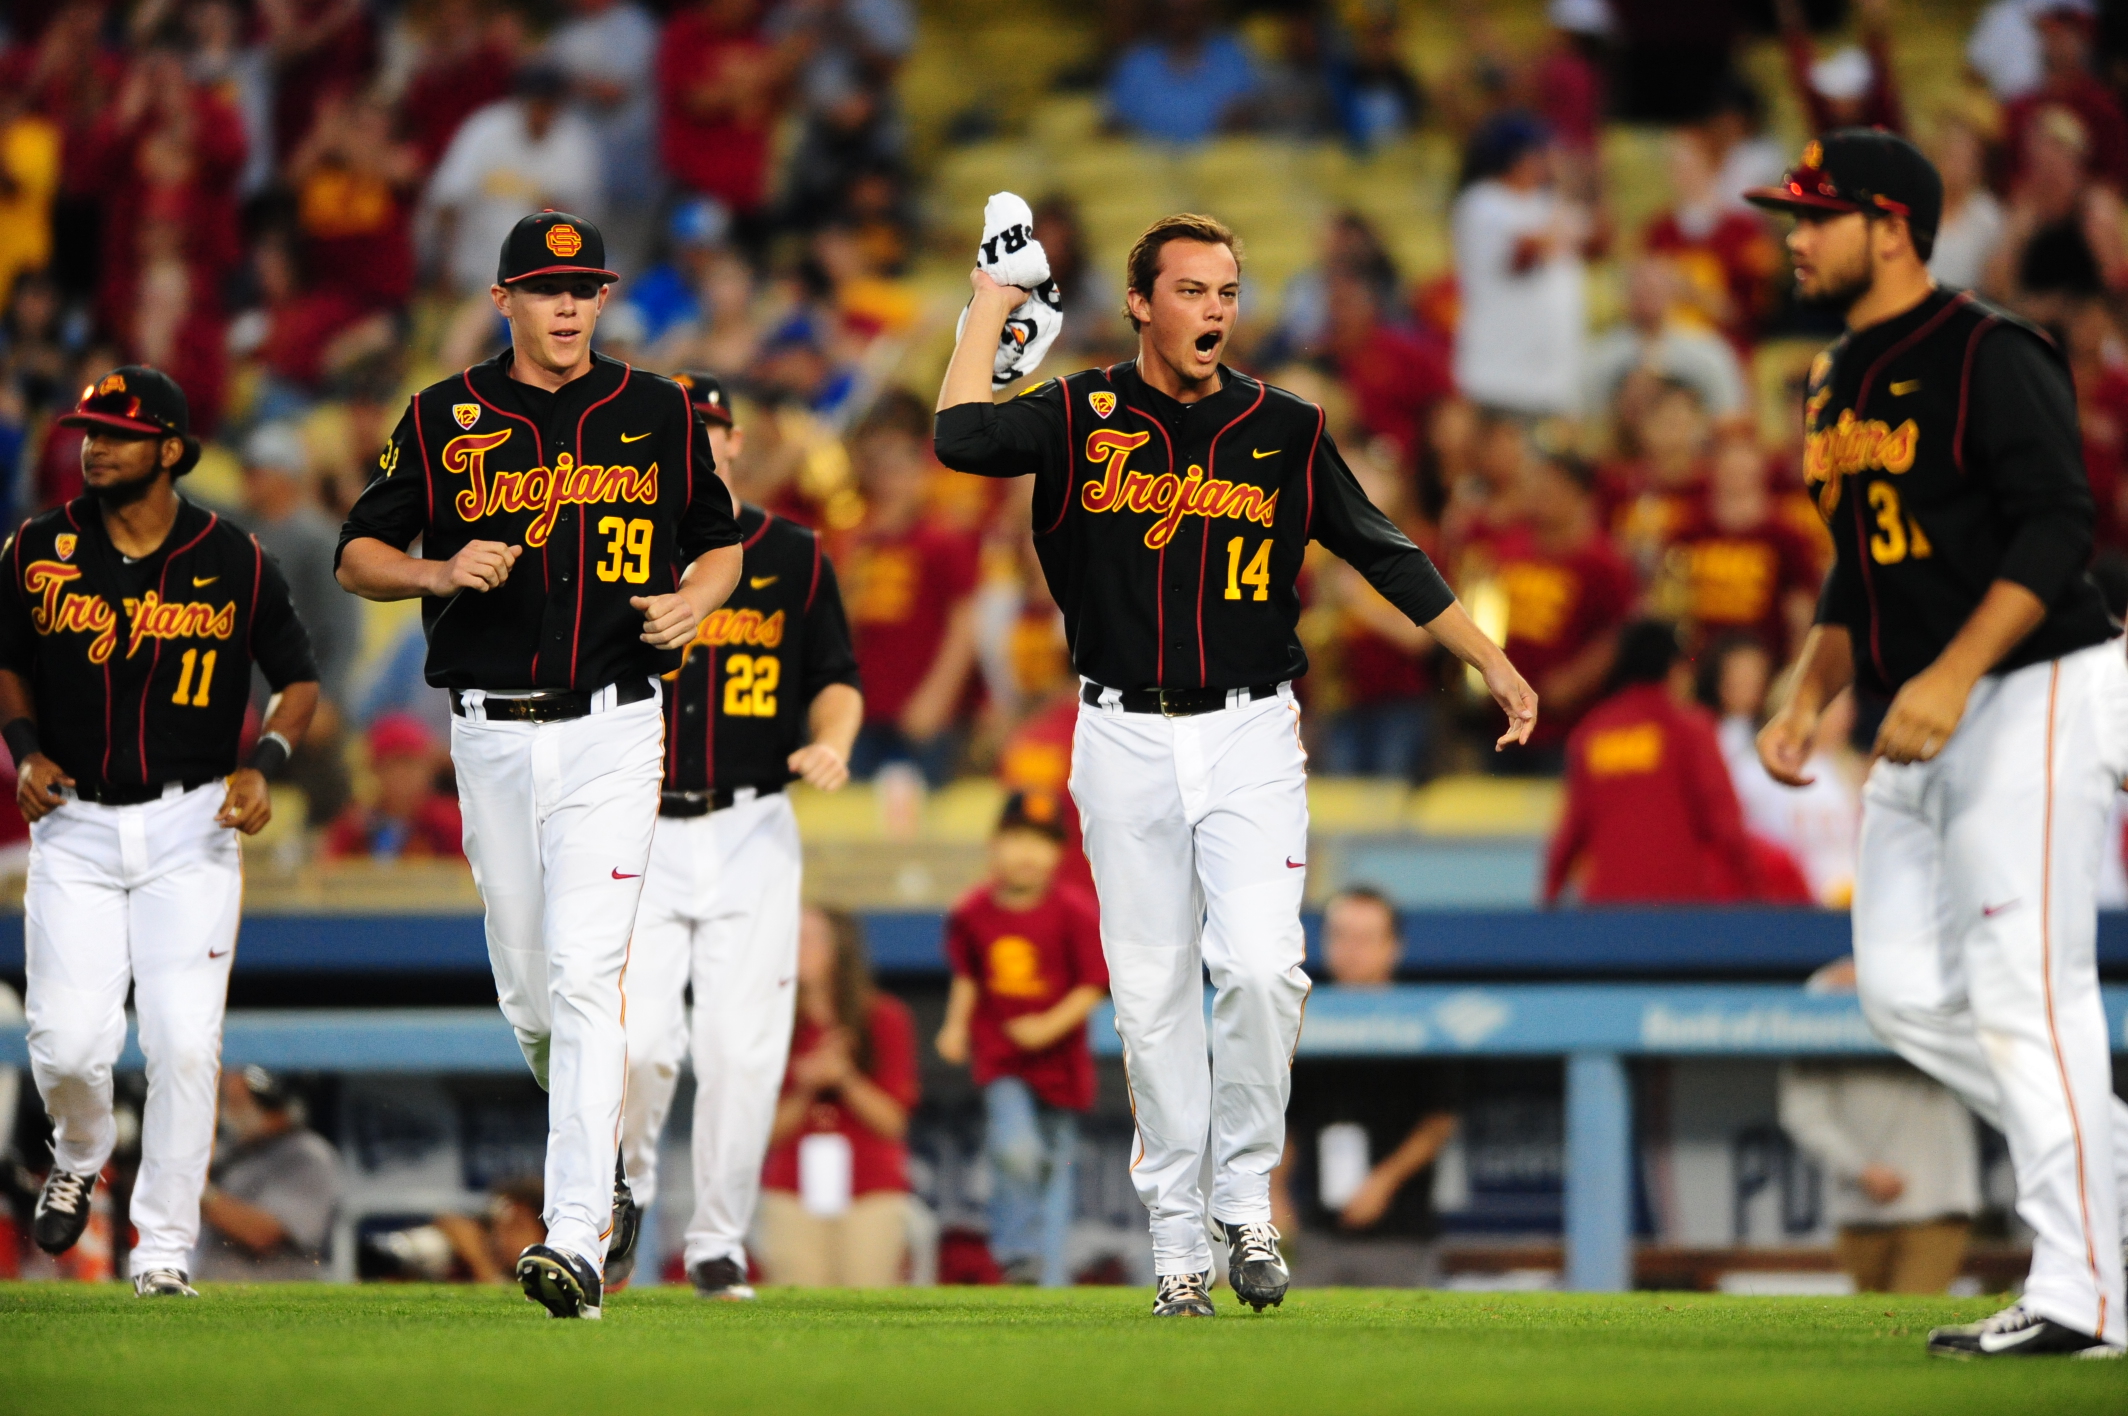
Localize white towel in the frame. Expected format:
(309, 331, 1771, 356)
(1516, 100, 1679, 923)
(955, 190, 1065, 388)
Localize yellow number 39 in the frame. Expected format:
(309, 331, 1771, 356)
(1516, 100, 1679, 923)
(596, 516, 653, 583)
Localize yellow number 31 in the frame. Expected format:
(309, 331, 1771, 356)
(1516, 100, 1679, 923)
(1866, 482, 1932, 565)
(596, 516, 653, 583)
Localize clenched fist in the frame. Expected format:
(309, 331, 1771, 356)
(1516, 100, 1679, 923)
(632, 592, 703, 648)
(433, 540, 520, 594)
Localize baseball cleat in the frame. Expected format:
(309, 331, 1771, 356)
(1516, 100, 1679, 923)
(604, 1158, 640, 1289)
(1151, 1270, 1217, 1318)
(132, 1269, 198, 1297)
(517, 1244, 603, 1319)
(32, 1169, 96, 1255)
(1214, 1219, 1289, 1311)
(1926, 1304, 2118, 1358)
(690, 1256, 757, 1301)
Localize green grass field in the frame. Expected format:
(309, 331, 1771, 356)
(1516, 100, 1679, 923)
(2, 1284, 2123, 1415)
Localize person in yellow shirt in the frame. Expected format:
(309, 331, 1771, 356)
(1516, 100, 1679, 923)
(0, 97, 61, 303)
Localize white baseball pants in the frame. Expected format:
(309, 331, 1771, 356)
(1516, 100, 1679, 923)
(1852, 641, 2128, 1346)
(23, 783, 240, 1277)
(619, 791, 802, 1273)
(1071, 685, 1312, 1277)
(452, 686, 664, 1270)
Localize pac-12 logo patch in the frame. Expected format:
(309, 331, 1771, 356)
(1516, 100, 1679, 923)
(53, 534, 75, 561)
(453, 403, 481, 430)
(545, 223, 583, 257)
(1089, 392, 1116, 419)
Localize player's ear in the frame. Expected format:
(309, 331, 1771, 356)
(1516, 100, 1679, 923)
(489, 283, 512, 320)
(161, 437, 183, 472)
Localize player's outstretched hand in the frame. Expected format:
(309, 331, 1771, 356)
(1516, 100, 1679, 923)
(217, 768, 272, 835)
(1481, 656, 1539, 749)
(1874, 662, 1973, 765)
(16, 752, 71, 823)
(1756, 703, 1819, 787)
(788, 742, 849, 792)
(436, 540, 520, 593)
(631, 592, 702, 648)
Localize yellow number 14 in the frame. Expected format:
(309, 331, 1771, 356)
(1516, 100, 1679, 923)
(1225, 537, 1271, 601)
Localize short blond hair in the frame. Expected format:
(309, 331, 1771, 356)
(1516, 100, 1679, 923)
(1124, 213, 1243, 330)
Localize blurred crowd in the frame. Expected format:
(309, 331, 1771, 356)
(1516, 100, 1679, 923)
(3, 0, 2128, 900)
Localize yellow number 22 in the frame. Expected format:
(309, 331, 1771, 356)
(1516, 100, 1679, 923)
(722, 654, 780, 717)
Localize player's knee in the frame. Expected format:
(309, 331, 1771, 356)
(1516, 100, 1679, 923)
(32, 1029, 110, 1085)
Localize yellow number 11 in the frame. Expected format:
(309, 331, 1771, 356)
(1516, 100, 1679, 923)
(1225, 537, 1271, 601)
(172, 648, 215, 707)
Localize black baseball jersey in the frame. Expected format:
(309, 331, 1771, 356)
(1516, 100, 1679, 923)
(0, 497, 318, 788)
(934, 360, 1454, 690)
(334, 350, 743, 691)
(1806, 288, 2115, 696)
(663, 505, 860, 794)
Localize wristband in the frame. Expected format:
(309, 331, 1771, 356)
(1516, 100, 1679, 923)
(2, 718, 39, 769)
(248, 731, 292, 780)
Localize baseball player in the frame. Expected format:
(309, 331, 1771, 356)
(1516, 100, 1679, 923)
(1750, 130, 2128, 1357)
(335, 212, 743, 1319)
(934, 212, 1537, 1316)
(610, 371, 862, 1299)
(2, 366, 320, 1297)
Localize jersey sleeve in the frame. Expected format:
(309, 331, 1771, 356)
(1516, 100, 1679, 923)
(0, 533, 35, 677)
(676, 412, 742, 562)
(932, 379, 1070, 482)
(1966, 325, 2096, 606)
(249, 540, 321, 690)
(800, 546, 862, 699)
(335, 402, 428, 568)
(1306, 422, 1456, 626)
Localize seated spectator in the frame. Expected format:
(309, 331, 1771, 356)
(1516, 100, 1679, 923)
(1776, 0, 1903, 137)
(759, 908, 919, 1287)
(1451, 113, 1589, 418)
(660, 0, 795, 229)
(936, 792, 1107, 1286)
(1271, 887, 1459, 1287)
(1670, 435, 1820, 663)
(1322, 264, 1453, 470)
(1268, 209, 1399, 365)
(226, 229, 391, 421)
(1599, 376, 1715, 570)
(2003, 1, 2128, 193)
(1462, 452, 1637, 775)
(1641, 128, 1781, 350)
(244, 423, 360, 706)
(362, 1177, 546, 1283)
(1034, 197, 1124, 358)
(1544, 619, 1760, 905)
(836, 393, 981, 785)
(1106, 0, 1258, 146)
(322, 714, 464, 860)
(1583, 258, 1748, 423)
(193, 1068, 341, 1281)
(1927, 100, 2007, 291)
(1778, 959, 1982, 1294)
(1328, 0, 1425, 151)
(1252, 6, 1337, 140)
(627, 195, 735, 347)
(424, 63, 603, 298)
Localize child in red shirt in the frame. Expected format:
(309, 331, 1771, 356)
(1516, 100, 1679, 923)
(937, 791, 1108, 1285)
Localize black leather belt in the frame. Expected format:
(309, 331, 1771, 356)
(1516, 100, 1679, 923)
(1080, 681, 1282, 717)
(660, 783, 784, 818)
(451, 677, 656, 723)
(75, 777, 218, 806)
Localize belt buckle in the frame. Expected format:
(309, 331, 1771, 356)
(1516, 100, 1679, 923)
(1158, 688, 1185, 718)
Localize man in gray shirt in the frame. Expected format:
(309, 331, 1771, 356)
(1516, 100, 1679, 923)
(244, 424, 360, 707)
(193, 1067, 340, 1282)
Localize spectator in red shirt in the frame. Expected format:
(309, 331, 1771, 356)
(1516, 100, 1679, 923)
(659, 0, 795, 224)
(2068, 297, 2128, 552)
(1599, 376, 1714, 572)
(1672, 435, 1823, 663)
(1466, 453, 1639, 774)
(1641, 128, 1782, 350)
(937, 791, 1109, 1286)
(1323, 263, 1454, 470)
(2005, 3, 2128, 194)
(1775, 0, 1904, 138)
(1545, 620, 1760, 905)
(262, 0, 377, 163)
(1315, 446, 1439, 779)
(321, 714, 463, 860)
(759, 908, 919, 1287)
(837, 393, 981, 784)
(396, 0, 525, 174)
(287, 90, 421, 307)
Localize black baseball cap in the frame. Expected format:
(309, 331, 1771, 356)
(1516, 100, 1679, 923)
(1744, 128, 1943, 248)
(674, 369, 735, 427)
(497, 210, 619, 287)
(57, 365, 202, 476)
(996, 789, 1067, 841)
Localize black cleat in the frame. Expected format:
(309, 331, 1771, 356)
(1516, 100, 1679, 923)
(1214, 1219, 1289, 1311)
(1927, 1304, 2122, 1359)
(604, 1157, 641, 1289)
(132, 1269, 198, 1297)
(32, 1169, 96, 1255)
(690, 1255, 757, 1301)
(1151, 1270, 1217, 1317)
(517, 1244, 603, 1319)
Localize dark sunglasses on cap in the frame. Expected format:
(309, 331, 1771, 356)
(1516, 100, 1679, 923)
(514, 277, 606, 300)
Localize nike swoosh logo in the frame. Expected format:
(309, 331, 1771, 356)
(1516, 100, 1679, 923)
(1253, 448, 1279, 459)
(1286, 857, 1306, 869)
(208, 949, 230, 959)
(193, 576, 217, 587)
(1982, 899, 2020, 917)
(1889, 379, 1921, 396)
(750, 575, 779, 589)
(620, 431, 652, 443)
(611, 868, 640, 879)
(1978, 1325, 2047, 1353)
